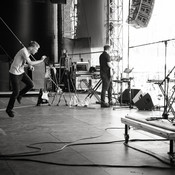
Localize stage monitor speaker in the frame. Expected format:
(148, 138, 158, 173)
(135, 93, 154, 110)
(50, 0, 67, 4)
(118, 89, 140, 104)
(132, 90, 144, 104)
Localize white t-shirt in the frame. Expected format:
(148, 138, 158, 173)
(9, 47, 30, 75)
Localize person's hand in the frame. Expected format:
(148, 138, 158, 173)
(41, 55, 47, 61)
(29, 65, 34, 71)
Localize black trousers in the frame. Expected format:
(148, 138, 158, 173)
(101, 74, 112, 104)
(7, 72, 34, 110)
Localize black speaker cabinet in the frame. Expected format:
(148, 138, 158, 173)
(118, 89, 140, 104)
(135, 93, 154, 110)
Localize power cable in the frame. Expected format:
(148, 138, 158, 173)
(0, 127, 174, 168)
(0, 157, 174, 169)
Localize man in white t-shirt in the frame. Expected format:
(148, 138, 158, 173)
(6, 41, 46, 118)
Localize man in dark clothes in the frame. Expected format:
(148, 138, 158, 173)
(99, 45, 114, 108)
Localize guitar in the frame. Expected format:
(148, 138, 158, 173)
(37, 88, 50, 106)
(41, 91, 49, 101)
(110, 62, 117, 79)
(110, 68, 115, 78)
(109, 60, 117, 78)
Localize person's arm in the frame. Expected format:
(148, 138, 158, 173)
(107, 61, 116, 77)
(25, 55, 47, 66)
(107, 61, 114, 69)
(24, 53, 46, 71)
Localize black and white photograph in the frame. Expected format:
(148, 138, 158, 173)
(0, 0, 175, 174)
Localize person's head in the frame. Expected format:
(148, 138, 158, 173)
(28, 41, 40, 55)
(48, 60, 54, 68)
(62, 49, 67, 54)
(104, 45, 111, 53)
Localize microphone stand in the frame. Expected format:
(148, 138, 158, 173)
(159, 64, 175, 119)
(158, 40, 175, 119)
(0, 17, 36, 61)
(130, 38, 175, 120)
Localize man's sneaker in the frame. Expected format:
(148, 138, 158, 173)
(109, 101, 115, 106)
(6, 109, 15, 118)
(17, 96, 22, 104)
(101, 103, 110, 108)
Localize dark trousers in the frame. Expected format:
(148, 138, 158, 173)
(101, 75, 112, 104)
(7, 72, 34, 110)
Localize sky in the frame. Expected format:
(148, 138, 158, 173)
(119, 0, 175, 101)
(125, 0, 175, 75)
(128, 0, 175, 43)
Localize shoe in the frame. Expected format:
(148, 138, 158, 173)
(17, 96, 22, 104)
(101, 103, 110, 108)
(109, 101, 115, 106)
(6, 109, 14, 118)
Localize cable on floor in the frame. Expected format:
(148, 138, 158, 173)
(0, 127, 174, 168)
(0, 156, 175, 169)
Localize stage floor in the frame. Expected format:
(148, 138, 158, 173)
(0, 93, 175, 175)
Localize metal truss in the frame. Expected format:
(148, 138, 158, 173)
(105, 0, 124, 89)
(106, 0, 123, 58)
(63, 0, 124, 54)
(105, 0, 125, 96)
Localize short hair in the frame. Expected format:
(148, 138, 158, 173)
(28, 41, 40, 48)
(104, 45, 110, 51)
